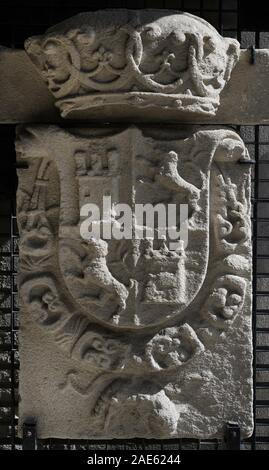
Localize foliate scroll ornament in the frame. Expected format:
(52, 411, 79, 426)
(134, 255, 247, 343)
(19, 271, 204, 375)
(197, 130, 251, 338)
(24, 10, 240, 118)
(200, 275, 247, 328)
(214, 174, 250, 254)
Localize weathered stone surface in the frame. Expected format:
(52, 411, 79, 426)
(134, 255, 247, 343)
(16, 124, 253, 439)
(0, 47, 59, 123)
(24, 10, 239, 120)
(2, 48, 269, 124)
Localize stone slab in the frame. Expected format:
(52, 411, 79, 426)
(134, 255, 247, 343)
(16, 124, 253, 439)
(0, 47, 59, 124)
(1, 48, 269, 124)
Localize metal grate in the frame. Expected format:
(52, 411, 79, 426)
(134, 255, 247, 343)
(0, 0, 268, 451)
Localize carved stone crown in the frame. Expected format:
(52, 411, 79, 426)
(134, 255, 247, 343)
(25, 9, 240, 119)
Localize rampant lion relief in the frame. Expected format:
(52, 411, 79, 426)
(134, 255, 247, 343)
(17, 124, 253, 439)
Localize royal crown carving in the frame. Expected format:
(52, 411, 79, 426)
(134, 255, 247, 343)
(24, 10, 240, 119)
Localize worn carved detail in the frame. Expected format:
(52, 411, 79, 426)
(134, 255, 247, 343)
(24, 10, 239, 119)
(200, 274, 247, 328)
(17, 123, 253, 439)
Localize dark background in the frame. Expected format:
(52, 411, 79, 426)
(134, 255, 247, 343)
(0, 0, 268, 48)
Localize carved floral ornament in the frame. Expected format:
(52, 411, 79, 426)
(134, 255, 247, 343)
(24, 10, 240, 118)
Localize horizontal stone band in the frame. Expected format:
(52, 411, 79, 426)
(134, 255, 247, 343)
(1, 48, 269, 124)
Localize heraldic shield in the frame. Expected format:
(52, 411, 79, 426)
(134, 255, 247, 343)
(16, 124, 252, 439)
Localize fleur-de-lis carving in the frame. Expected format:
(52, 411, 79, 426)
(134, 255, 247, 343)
(92, 45, 113, 65)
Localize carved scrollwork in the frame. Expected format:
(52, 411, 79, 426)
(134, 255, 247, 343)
(143, 324, 204, 371)
(20, 272, 203, 377)
(214, 174, 250, 253)
(24, 10, 239, 118)
(20, 274, 72, 330)
(196, 130, 251, 341)
(201, 275, 246, 328)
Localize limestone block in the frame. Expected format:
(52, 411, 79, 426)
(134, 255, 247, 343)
(24, 10, 239, 119)
(16, 124, 253, 439)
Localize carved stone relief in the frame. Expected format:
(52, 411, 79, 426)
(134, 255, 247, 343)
(17, 124, 253, 439)
(24, 10, 239, 119)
